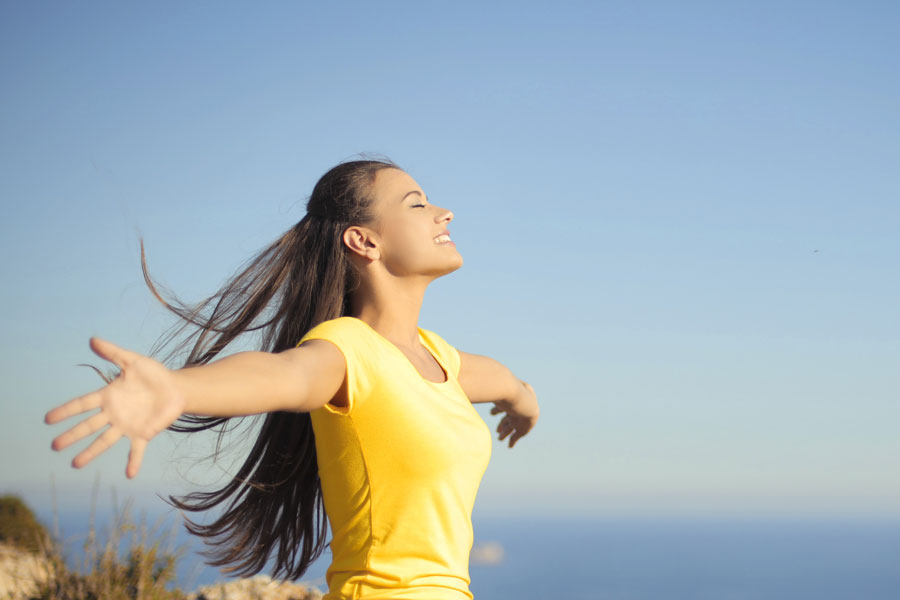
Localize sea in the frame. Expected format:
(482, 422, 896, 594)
(40, 509, 900, 600)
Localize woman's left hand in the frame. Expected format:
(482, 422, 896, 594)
(490, 381, 539, 448)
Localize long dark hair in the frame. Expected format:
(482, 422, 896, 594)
(147, 159, 397, 580)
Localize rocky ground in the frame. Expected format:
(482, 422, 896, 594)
(188, 576, 322, 600)
(0, 544, 47, 599)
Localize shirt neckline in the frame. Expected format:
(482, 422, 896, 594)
(347, 317, 450, 385)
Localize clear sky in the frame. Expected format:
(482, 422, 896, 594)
(2, 1, 898, 519)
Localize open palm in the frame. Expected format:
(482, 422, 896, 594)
(45, 338, 185, 478)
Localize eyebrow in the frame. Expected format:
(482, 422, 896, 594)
(401, 190, 427, 202)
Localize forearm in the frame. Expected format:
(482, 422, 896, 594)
(45, 338, 330, 479)
(458, 352, 524, 405)
(173, 351, 307, 417)
(458, 350, 539, 447)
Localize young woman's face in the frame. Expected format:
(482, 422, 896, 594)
(369, 168, 463, 278)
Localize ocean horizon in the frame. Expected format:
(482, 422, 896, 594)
(28, 505, 900, 600)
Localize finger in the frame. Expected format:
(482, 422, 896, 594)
(45, 390, 104, 425)
(89, 337, 138, 369)
(508, 430, 524, 448)
(72, 426, 122, 469)
(126, 439, 147, 479)
(52, 412, 109, 451)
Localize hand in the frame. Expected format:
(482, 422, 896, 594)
(490, 381, 539, 448)
(45, 338, 185, 478)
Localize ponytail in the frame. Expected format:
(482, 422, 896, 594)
(147, 159, 396, 579)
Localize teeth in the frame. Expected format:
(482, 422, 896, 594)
(434, 234, 451, 243)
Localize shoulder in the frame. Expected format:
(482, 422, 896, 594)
(419, 328, 462, 379)
(298, 316, 385, 374)
(297, 318, 378, 414)
(417, 327, 453, 351)
(298, 317, 382, 374)
(299, 316, 369, 345)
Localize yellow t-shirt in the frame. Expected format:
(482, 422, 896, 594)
(299, 317, 493, 600)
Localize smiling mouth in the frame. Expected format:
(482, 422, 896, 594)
(434, 234, 452, 244)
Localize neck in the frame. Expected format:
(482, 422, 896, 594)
(351, 274, 432, 348)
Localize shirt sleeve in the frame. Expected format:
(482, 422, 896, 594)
(298, 317, 377, 415)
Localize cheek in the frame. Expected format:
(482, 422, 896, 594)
(381, 220, 422, 253)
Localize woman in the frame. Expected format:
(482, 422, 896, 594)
(45, 159, 540, 599)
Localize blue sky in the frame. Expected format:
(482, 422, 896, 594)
(2, 1, 899, 519)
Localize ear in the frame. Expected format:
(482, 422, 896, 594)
(343, 226, 381, 261)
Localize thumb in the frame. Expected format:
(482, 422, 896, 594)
(89, 337, 136, 369)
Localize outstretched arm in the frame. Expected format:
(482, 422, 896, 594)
(45, 337, 346, 478)
(457, 351, 539, 448)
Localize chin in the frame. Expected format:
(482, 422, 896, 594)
(446, 254, 464, 273)
(428, 256, 463, 279)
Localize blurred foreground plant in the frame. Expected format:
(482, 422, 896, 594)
(1, 493, 186, 600)
(0, 496, 50, 554)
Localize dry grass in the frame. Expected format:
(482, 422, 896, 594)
(2, 493, 186, 600)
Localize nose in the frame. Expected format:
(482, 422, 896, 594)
(435, 206, 454, 224)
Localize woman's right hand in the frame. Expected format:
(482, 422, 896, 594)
(45, 338, 185, 479)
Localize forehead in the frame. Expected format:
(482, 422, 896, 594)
(371, 168, 423, 202)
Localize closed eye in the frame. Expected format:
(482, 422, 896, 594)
(411, 203, 426, 208)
